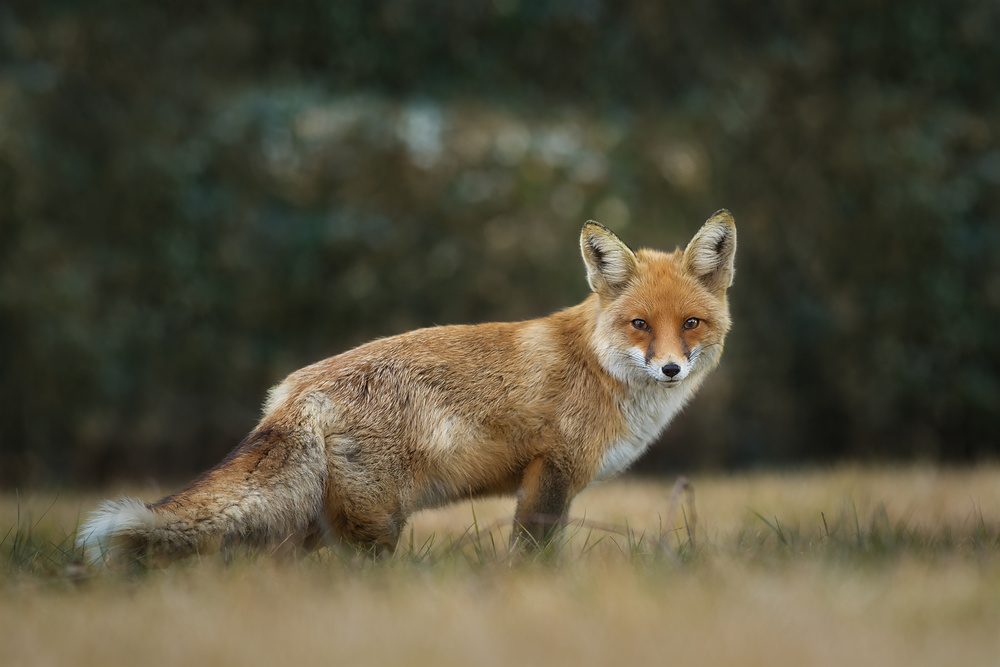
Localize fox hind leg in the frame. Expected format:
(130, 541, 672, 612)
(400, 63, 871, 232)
(320, 454, 407, 558)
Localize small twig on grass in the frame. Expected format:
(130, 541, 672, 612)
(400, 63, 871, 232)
(661, 476, 696, 563)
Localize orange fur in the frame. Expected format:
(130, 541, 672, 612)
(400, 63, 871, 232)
(78, 211, 736, 568)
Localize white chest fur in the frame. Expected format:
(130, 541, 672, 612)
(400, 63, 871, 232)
(593, 381, 697, 481)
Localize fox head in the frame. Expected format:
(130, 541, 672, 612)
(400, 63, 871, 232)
(581, 210, 736, 387)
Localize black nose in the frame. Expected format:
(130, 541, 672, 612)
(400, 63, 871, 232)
(662, 363, 681, 378)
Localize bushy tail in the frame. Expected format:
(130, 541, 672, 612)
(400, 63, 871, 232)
(76, 425, 328, 569)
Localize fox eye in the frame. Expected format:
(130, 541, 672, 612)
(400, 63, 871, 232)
(631, 319, 649, 331)
(683, 317, 701, 330)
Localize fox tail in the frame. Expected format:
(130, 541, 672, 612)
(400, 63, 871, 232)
(76, 425, 327, 569)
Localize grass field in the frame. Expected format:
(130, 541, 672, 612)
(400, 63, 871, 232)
(3, 465, 999, 666)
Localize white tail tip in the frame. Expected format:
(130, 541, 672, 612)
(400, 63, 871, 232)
(76, 497, 156, 567)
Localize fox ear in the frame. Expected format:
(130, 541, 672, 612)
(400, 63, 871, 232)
(580, 221, 638, 296)
(683, 209, 737, 294)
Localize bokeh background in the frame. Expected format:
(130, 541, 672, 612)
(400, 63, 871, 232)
(2, 2, 998, 488)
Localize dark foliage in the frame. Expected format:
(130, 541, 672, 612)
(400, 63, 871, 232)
(1, 1, 998, 486)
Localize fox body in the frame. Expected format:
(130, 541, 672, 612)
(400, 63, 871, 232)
(79, 211, 736, 568)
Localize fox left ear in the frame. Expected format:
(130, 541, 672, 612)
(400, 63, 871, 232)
(683, 209, 737, 294)
(580, 221, 639, 297)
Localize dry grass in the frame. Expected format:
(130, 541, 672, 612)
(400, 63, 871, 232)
(3, 465, 999, 666)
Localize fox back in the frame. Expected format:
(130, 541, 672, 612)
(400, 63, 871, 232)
(78, 210, 736, 568)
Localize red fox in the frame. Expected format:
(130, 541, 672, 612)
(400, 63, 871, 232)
(78, 211, 736, 568)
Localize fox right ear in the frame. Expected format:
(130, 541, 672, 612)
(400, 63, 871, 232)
(580, 221, 638, 297)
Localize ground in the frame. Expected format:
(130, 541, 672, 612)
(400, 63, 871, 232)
(3, 465, 998, 666)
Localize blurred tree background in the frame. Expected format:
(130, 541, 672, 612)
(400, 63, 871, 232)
(1, 1, 998, 487)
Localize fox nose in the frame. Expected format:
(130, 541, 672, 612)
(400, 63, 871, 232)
(662, 363, 681, 379)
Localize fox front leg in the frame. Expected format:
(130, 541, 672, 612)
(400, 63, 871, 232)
(511, 456, 572, 552)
